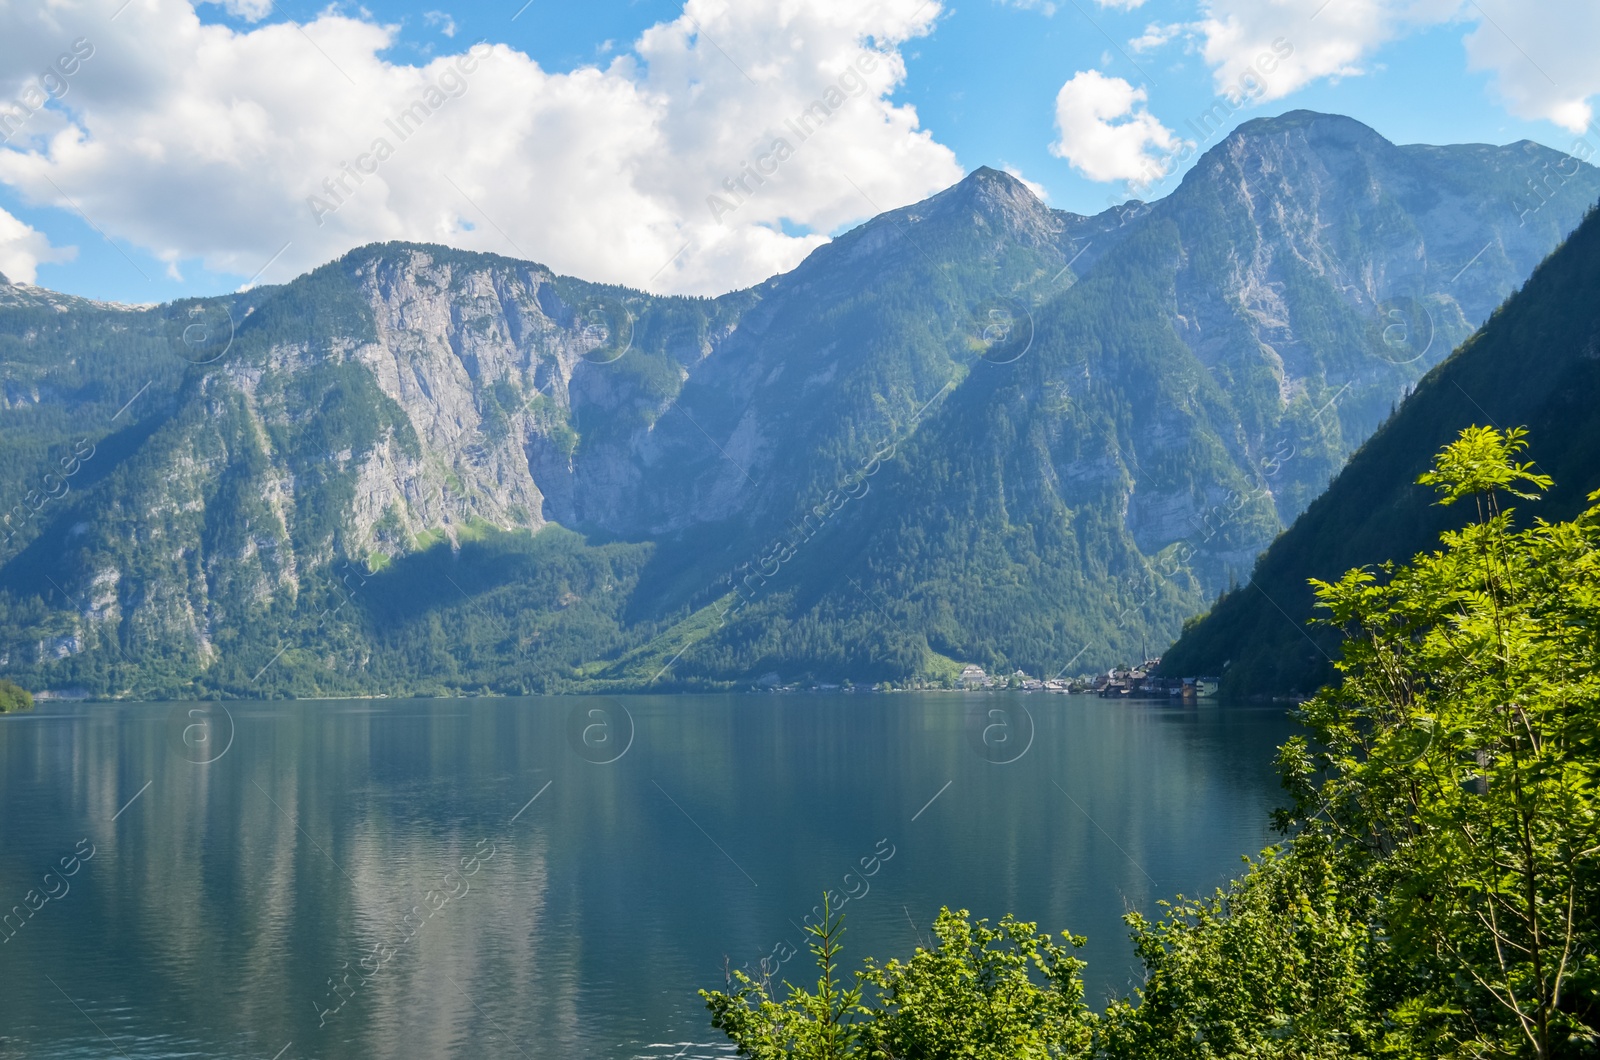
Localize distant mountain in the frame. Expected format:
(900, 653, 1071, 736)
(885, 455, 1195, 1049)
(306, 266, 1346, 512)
(651, 113, 1600, 689)
(1, 111, 1596, 697)
(1162, 198, 1600, 697)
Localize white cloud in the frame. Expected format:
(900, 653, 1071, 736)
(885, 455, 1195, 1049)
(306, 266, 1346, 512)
(1129, 21, 1185, 53)
(1035, 1, 1599, 200)
(1190, 0, 1599, 130)
(0, 0, 962, 297)
(422, 11, 457, 39)
(1187, 7, 1342, 105)
(199, 0, 272, 23)
(1049, 70, 1184, 183)
(1191, 0, 1418, 102)
(1463, 0, 1600, 133)
(0, 206, 73, 283)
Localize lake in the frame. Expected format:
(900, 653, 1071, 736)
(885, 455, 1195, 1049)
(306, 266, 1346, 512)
(0, 694, 1295, 1058)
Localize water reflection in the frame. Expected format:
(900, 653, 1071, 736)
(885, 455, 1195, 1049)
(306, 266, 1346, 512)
(0, 695, 1294, 1058)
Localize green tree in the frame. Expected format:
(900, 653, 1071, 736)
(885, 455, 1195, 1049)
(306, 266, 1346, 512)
(702, 900, 1093, 1059)
(702, 893, 867, 1060)
(1100, 843, 1376, 1060)
(1280, 425, 1600, 1058)
(859, 909, 1093, 1059)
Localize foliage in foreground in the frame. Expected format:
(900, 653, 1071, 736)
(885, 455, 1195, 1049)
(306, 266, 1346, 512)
(704, 426, 1600, 1059)
(1282, 425, 1600, 1058)
(702, 895, 1094, 1059)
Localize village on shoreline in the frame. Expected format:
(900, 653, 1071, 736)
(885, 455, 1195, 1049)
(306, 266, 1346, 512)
(752, 659, 1222, 699)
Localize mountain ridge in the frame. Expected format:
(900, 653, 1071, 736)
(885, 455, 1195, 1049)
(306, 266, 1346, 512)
(1162, 199, 1600, 695)
(2, 110, 1597, 696)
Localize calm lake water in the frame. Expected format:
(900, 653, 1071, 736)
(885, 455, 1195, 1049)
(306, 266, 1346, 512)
(0, 694, 1295, 1059)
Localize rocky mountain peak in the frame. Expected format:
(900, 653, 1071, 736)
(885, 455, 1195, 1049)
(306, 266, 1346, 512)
(915, 165, 1057, 238)
(1176, 110, 1395, 196)
(769, 164, 1065, 285)
(795, 164, 1065, 272)
(951, 165, 1040, 204)
(1227, 109, 1389, 149)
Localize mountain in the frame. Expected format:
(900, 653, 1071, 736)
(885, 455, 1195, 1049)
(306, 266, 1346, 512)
(1, 111, 1596, 697)
(650, 112, 1600, 688)
(1161, 197, 1600, 697)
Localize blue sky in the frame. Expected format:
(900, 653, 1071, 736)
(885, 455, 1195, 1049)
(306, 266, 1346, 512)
(0, 0, 1591, 304)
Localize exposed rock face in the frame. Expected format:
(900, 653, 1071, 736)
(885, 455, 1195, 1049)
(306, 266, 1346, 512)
(348, 249, 557, 543)
(1164, 186, 1600, 696)
(1135, 112, 1598, 528)
(2, 112, 1598, 690)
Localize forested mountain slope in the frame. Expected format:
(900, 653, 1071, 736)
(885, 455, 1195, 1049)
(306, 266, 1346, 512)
(1163, 201, 1600, 696)
(0, 111, 1594, 696)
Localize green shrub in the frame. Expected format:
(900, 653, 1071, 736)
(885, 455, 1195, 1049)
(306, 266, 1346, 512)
(0, 678, 34, 712)
(702, 896, 1094, 1059)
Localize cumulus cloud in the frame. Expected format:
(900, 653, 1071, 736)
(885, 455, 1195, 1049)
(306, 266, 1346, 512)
(199, 0, 272, 23)
(0, 0, 962, 297)
(1049, 70, 1184, 183)
(0, 206, 73, 283)
(1192, 0, 1415, 101)
(1463, 1, 1600, 133)
(1184, 0, 1593, 129)
(1191, 0, 1600, 129)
